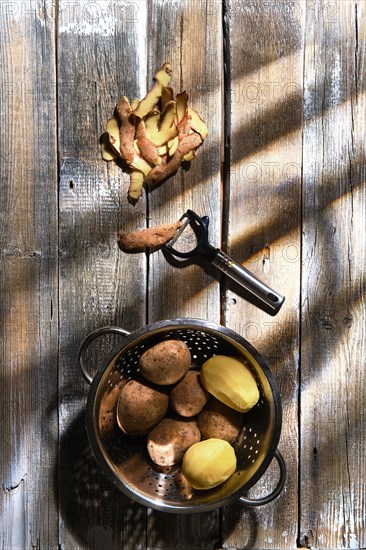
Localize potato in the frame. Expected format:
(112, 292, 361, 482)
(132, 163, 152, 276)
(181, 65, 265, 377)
(182, 438, 237, 490)
(197, 398, 243, 444)
(170, 371, 209, 417)
(139, 340, 191, 385)
(116, 379, 168, 436)
(147, 417, 201, 466)
(201, 355, 260, 412)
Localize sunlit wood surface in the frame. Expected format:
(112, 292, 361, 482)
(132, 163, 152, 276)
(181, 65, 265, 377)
(1, 1, 365, 549)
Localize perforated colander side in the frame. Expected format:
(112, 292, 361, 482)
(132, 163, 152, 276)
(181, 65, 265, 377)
(85, 319, 282, 513)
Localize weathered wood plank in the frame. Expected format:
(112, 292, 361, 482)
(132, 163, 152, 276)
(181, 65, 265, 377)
(2, 1, 366, 548)
(147, 0, 223, 322)
(222, 1, 303, 548)
(57, 1, 149, 548)
(299, 1, 366, 548)
(145, 1, 223, 548)
(0, 1, 58, 548)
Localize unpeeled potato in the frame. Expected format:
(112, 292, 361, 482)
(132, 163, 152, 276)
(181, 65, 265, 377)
(139, 340, 191, 385)
(147, 417, 201, 466)
(116, 379, 168, 436)
(197, 398, 243, 444)
(170, 371, 209, 417)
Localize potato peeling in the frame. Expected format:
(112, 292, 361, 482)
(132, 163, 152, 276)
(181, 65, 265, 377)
(101, 63, 208, 202)
(118, 220, 183, 251)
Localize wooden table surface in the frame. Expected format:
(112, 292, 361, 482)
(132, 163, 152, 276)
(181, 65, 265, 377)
(1, 1, 365, 548)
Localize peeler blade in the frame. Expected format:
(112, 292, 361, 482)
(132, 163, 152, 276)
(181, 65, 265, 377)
(164, 213, 191, 250)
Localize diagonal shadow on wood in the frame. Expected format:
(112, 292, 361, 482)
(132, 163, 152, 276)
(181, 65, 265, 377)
(57, 410, 148, 549)
(1, 1, 364, 548)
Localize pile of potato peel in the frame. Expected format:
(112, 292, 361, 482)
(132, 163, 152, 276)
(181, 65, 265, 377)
(101, 63, 208, 202)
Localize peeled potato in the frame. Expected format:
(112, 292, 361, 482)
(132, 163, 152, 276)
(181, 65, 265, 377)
(201, 355, 260, 412)
(182, 438, 237, 490)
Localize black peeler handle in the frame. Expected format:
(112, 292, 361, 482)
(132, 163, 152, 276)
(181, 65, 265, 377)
(211, 249, 285, 313)
(164, 210, 285, 315)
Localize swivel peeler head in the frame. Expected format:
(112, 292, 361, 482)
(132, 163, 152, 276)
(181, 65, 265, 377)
(163, 210, 217, 261)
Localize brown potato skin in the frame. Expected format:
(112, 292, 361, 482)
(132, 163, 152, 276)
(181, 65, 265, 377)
(118, 220, 183, 251)
(197, 398, 243, 444)
(117, 379, 169, 436)
(170, 371, 209, 417)
(139, 340, 191, 385)
(147, 417, 201, 466)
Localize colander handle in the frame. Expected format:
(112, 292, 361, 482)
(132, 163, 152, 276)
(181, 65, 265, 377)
(238, 450, 286, 506)
(78, 326, 130, 384)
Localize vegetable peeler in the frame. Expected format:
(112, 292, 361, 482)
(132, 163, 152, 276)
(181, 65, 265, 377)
(163, 210, 285, 315)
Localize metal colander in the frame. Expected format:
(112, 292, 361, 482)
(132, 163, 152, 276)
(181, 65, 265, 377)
(78, 319, 286, 513)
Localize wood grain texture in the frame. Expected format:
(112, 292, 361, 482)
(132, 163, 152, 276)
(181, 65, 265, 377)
(145, 2, 223, 548)
(299, 1, 366, 548)
(57, 1, 149, 548)
(146, 0, 223, 323)
(221, 1, 303, 548)
(0, 1, 58, 548)
(1, 1, 366, 548)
